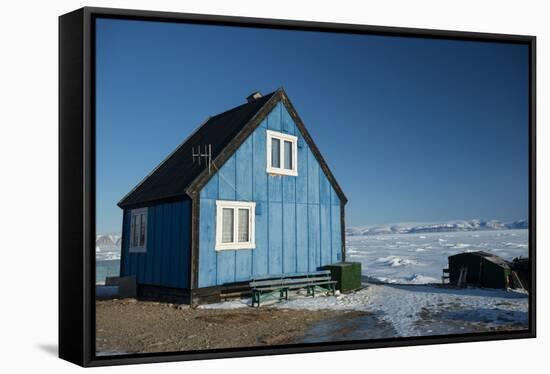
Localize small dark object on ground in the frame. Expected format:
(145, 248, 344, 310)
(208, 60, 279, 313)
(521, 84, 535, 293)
(323, 262, 362, 293)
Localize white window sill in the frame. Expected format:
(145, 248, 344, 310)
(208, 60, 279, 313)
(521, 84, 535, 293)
(215, 242, 256, 251)
(266, 167, 298, 177)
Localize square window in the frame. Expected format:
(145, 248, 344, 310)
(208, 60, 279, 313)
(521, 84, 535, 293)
(266, 130, 298, 176)
(215, 201, 256, 250)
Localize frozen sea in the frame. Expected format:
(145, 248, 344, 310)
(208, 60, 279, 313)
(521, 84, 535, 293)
(346, 229, 529, 284)
(96, 229, 529, 285)
(96, 259, 120, 285)
(97, 228, 529, 338)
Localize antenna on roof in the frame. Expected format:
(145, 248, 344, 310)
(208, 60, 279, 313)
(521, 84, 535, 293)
(192, 144, 212, 174)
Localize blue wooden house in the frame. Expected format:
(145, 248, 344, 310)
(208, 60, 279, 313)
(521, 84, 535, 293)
(118, 88, 347, 304)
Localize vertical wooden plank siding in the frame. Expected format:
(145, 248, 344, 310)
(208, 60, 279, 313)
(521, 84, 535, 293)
(153, 204, 163, 285)
(120, 200, 191, 289)
(295, 204, 309, 272)
(253, 202, 269, 276)
(235, 249, 253, 281)
(218, 155, 236, 200)
(200, 173, 218, 199)
(283, 203, 297, 274)
(296, 134, 308, 204)
(308, 204, 320, 271)
(281, 105, 295, 135)
(307, 149, 320, 204)
(282, 175, 296, 203)
(198, 199, 217, 287)
(236, 137, 253, 200)
(217, 250, 236, 284)
(268, 202, 283, 274)
(268, 175, 283, 202)
(319, 173, 331, 205)
(267, 102, 282, 131)
(197, 104, 343, 287)
(320, 204, 331, 265)
(253, 128, 268, 201)
(144, 206, 154, 284)
(331, 204, 342, 263)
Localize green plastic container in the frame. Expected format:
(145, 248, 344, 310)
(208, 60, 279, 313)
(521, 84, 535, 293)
(323, 262, 362, 293)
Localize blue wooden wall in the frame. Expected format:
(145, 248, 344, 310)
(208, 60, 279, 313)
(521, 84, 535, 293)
(198, 102, 342, 288)
(120, 200, 191, 289)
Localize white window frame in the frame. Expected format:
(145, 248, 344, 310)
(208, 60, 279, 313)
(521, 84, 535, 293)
(266, 130, 298, 176)
(215, 200, 256, 251)
(129, 207, 148, 253)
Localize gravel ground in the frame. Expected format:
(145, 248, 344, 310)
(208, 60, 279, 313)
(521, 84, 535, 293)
(96, 299, 367, 354)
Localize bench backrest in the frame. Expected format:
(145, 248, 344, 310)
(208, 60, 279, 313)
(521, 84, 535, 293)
(250, 270, 332, 288)
(251, 270, 330, 281)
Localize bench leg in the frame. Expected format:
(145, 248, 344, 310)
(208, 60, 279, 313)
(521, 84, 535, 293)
(252, 291, 259, 307)
(256, 291, 261, 308)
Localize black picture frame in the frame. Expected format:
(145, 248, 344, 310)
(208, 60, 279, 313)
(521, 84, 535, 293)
(59, 6, 536, 367)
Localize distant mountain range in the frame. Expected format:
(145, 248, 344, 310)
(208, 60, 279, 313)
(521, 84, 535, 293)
(346, 219, 528, 236)
(96, 234, 121, 248)
(96, 219, 528, 247)
(96, 234, 122, 261)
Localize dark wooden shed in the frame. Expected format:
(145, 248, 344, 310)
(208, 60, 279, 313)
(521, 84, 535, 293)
(448, 251, 512, 289)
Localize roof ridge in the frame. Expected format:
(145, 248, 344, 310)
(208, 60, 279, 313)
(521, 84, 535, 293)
(207, 91, 276, 120)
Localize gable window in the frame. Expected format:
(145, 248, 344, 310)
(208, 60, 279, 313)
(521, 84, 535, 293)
(266, 130, 298, 176)
(215, 201, 255, 250)
(129, 208, 147, 253)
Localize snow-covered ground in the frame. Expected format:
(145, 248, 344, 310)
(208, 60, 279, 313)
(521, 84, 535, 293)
(96, 227, 530, 337)
(200, 285, 528, 338)
(347, 229, 528, 284)
(200, 229, 529, 338)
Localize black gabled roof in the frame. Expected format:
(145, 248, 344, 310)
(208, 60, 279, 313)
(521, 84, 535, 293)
(118, 88, 347, 209)
(118, 92, 274, 208)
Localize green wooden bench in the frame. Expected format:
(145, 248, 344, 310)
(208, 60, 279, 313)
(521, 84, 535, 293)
(250, 270, 337, 307)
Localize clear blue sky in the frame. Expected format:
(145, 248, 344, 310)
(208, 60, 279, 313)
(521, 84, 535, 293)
(96, 18, 529, 234)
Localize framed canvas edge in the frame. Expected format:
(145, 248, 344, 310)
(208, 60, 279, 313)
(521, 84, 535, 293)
(58, 6, 537, 368)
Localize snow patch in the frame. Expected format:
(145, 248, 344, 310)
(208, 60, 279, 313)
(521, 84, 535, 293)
(375, 256, 418, 267)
